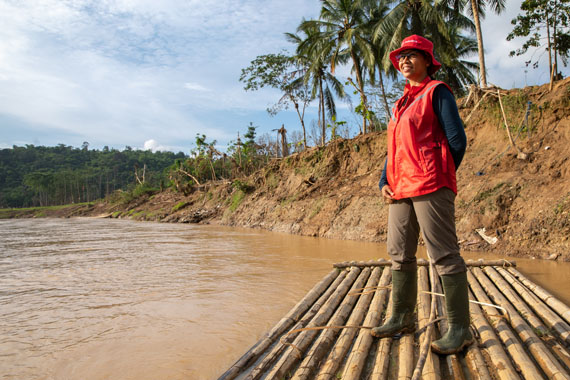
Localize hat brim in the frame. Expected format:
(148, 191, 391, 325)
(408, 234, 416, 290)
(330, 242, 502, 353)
(389, 46, 441, 76)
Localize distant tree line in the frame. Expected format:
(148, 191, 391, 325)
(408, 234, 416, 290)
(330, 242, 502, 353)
(0, 143, 186, 208)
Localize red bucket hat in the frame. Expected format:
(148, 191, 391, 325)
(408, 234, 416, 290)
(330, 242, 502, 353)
(389, 35, 441, 75)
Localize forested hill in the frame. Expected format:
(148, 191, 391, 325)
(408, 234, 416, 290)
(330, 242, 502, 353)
(0, 144, 186, 208)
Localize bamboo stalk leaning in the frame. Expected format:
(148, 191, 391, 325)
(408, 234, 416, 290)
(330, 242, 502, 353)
(316, 267, 390, 380)
(412, 266, 440, 380)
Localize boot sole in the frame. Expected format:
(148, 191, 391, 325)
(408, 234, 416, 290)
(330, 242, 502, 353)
(431, 337, 474, 355)
(371, 325, 416, 338)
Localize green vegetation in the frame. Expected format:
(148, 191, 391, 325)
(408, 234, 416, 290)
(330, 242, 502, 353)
(229, 190, 246, 212)
(0, 144, 184, 208)
(172, 201, 190, 213)
(0, 203, 92, 219)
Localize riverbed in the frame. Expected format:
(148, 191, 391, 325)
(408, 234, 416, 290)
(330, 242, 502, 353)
(1, 218, 568, 379)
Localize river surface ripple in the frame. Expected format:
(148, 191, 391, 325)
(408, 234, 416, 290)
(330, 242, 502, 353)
(1, 218, 568, 379)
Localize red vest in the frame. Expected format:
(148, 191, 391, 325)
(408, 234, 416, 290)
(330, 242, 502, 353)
(386, 78, 457, 200)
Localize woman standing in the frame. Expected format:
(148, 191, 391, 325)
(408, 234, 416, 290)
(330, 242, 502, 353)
(370, 35, 472, 355)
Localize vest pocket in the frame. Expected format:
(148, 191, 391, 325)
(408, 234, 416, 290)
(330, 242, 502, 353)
(419, 145, 437, 175)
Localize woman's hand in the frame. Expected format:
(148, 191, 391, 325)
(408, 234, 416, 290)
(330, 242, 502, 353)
(382, 185, 395, 204)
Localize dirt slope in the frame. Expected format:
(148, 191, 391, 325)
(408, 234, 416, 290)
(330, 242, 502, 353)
(35, 78, 570, 261)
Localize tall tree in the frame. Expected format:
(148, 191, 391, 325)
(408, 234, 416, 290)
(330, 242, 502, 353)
(467, 0, 506, 87)
(507, 0, 570, 88)
(287, 25, 346, 146)
(372, 0, 475, 71)
(239, 53, 312, 148)
(300, 0, 375, 134)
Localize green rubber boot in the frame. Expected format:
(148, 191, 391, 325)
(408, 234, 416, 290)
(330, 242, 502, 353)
(431, 271, 474, 354)
(371, 269, 417, 338)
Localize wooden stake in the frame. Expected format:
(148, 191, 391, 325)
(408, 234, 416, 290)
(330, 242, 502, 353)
(413, 266, 440, 380)
(497, 89, 528, 160)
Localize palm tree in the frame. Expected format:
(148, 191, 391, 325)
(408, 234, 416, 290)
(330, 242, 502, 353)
(467, 0, 506, 87)
(361, 0, 392, 122)
(434, 25, 479, 95)
(286, 26, 346, 146)
(372, 0, 475, 67)
(300, 0, 376, 134)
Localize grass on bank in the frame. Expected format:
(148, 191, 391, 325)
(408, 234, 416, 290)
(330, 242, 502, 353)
(0, 202, 94, 219)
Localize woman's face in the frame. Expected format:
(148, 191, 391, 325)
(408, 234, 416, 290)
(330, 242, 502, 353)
(397, 49, 430, 86)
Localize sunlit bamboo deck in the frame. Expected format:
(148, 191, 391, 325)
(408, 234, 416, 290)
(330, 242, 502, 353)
(218, 259, 570, 380)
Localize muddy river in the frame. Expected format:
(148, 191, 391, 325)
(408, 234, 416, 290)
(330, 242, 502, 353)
(1, 218, 568, 379)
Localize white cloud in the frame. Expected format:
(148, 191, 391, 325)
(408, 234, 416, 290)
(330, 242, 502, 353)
(184, 82, 210, 92)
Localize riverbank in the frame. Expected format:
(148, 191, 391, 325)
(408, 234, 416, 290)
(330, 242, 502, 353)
(3, 79, 569, 261)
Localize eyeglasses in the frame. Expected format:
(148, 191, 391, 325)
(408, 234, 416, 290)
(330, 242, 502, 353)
(396, 52, 420, 62)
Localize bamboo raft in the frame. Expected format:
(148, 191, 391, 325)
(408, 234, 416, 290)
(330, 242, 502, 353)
(218, 259, 570, 380)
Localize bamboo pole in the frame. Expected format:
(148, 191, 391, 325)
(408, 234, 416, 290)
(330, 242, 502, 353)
(463, 340, 493, 380)
(340, 266, 393, 380)
(497, 89, 528, 160)
(398, 332, 415, 379)
(264, 268, 362, 379)
(218, 269, 340, 380)
(466, 273, 520, 380)
(496, 267, 570, 346)
(333, 259, 516, 269)
(433, 274, 465, 380)
(507, 267, 570, 325)
(244, 269, 349, 380)
(413, 266, 440, 380)
(291, 267, 374, 380)
(369, 289, 394, 380)
(482, 267, 569, 379)
(316, 267, 390, 380)
(470, 268, 546, 379)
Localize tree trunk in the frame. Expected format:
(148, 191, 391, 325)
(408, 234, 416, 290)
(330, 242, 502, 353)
(319, 78, 326, 146)
(351, 49, 368, 134)
(546, 9, 553, 87)
(471, 0, 487, 88)
(291, 97, 307, 149)
(377, 65, 391, 124)
(553, 0, 559, 79)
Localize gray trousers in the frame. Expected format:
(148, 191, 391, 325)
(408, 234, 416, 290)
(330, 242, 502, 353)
(387, 187, 466, 275)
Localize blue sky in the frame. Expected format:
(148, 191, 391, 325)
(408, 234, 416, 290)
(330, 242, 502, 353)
(0, 0, 566, 153)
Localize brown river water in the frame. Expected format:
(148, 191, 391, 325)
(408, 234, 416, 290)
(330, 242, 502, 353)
(1, 218, 569, 380)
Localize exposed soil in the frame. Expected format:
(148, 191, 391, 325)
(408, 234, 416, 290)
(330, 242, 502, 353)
(8, 79, 570, 261)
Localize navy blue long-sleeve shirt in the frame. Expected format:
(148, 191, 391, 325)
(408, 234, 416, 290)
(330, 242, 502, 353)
(378, 84, 467, 191)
